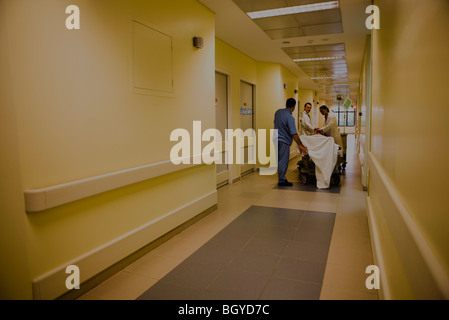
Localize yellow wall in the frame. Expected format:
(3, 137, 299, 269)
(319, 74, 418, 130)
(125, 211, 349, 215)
(1, 0, 311, 299)
(357, 35, 371, 188)
(258, 63, 299, 159)
(256, 63, 283, 133)
(215, 39, 302, 177)
(215, 38, 258, 181)
(0, 0, 33, 299)
(368, 0, 449, 299)
(256, 63, 299, 133)
(1, 0, 216, 299)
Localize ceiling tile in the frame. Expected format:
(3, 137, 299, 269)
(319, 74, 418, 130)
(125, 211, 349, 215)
(314, 51, 346, 58)
(282, 46, 315, 54)
(253, 15, 299, 30)
(285, 0, 329, 5)
(232, 0, 289, 12)
(294, 8, 342, 26)
(313, 43, 345, 52)
(265, 27, 305, 39)
(228, 0, 361, 104)
(301, 22, 343, 36)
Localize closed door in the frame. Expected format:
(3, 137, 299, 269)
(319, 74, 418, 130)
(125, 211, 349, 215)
(215, 72, 229, 187)
(240, 81, 255, 176)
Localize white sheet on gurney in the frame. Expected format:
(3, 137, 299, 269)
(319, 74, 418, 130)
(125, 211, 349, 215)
(299, 135, 339, 189)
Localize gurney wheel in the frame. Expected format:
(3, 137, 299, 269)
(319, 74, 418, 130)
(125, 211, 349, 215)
(300, 173, 308, 185)
(331, 174, 340, 186)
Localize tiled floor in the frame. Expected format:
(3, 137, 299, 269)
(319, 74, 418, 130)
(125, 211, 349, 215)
(78, 135, 379, 300)
(137, 206, 335, 300)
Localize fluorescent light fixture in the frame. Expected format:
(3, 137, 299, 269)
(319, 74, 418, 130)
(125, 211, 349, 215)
(332, 70, 349, 74)
(311, 76, 347, 80)
(293, 56, 344, 62)
(247, 1, 339, 19)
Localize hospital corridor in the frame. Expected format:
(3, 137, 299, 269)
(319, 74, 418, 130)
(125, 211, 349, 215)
(77, 135, 378, 300)
(1, 0, 449, 301)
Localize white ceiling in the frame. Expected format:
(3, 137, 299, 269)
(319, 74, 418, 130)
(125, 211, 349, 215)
(198, 0, 371, 105)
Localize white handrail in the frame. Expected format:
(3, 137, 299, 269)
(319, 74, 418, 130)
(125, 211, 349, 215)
(24, 155, 203, 213)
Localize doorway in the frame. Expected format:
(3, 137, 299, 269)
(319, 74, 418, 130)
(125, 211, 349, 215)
(215, 71, 229, 188)
(240, 80, 256, 176)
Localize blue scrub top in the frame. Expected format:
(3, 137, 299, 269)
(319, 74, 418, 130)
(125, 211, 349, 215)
(274, 108, 297, 146)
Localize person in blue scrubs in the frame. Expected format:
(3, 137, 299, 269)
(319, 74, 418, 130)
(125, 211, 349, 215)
(274, 98, 308, 186)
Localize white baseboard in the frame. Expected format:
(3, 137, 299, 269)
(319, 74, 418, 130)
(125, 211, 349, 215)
(366, 198, 391, 300)
(367, 152, 449, 299)
(32, 190, 217, 300)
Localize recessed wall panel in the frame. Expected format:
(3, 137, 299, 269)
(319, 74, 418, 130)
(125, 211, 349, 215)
(133, 20, 173, 94)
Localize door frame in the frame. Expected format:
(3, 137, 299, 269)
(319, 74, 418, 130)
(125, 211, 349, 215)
(239, 78, 257, 177)
(215, 69, 232, 187)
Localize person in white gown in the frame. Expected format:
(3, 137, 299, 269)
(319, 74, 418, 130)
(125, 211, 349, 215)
(316, 105, 343, 149)
(300, 102, 315, 136)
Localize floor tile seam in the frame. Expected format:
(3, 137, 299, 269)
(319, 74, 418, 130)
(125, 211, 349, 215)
(261, 251, 331, 292)
(281, 253, 331, 264)
(238, 212, 300, 232)
(158, 265, 228, 296)
(219, 226, 266, 243)
(270, 274, 325, 287)
(323, 258, 375, 270)
(335, 200, 367, 212)
(267, 254, 329, 286)
(209, 233, 260, 274)
(279, 255, 330, 267)
(202, 266, 274, 297)
(285, 237, 332, 247)
(79, 293, 107, 300)
(256, 252, 287, 300)
(124, 263, 181, 280)
(299, 221, 336, 229)
(192, 206, 290, 252)
(320, 280, 381, 296)
(121, 269, 166, 283)
(291, 211, 307, 232)
(222, 261, 283, 277)
(295, 222, 335, 233)
(240, 235, 292, 257)
(320, 283, 380, 296)
(324, 260, 376, 272)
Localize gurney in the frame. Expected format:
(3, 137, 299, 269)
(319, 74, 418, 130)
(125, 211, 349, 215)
(297, 135, 345, 189)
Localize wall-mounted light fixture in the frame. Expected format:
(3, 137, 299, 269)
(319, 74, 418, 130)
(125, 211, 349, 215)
(193, 37, 204, 49)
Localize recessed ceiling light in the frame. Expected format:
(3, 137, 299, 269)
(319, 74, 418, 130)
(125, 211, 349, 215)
(311, 76, 346, 80)
(247, 1, 339, 19)
(294, 56, 345, 62)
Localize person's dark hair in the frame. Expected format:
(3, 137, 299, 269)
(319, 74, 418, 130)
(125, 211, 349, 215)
(320, 105, 329, 112)
(286, 98, 296, 109)
(304, 102, 312, 108)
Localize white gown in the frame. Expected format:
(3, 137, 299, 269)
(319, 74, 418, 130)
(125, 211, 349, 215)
(300, 111, 314, 136)
(321, 112, 343, 149)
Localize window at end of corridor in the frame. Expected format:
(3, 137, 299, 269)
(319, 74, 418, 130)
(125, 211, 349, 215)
(331, 106, 355, 127)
